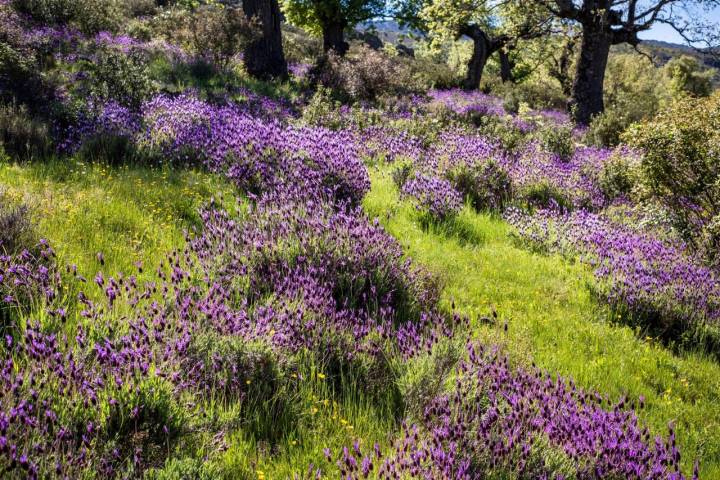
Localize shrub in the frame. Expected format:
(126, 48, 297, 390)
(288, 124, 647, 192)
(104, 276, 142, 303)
(0, 191, 36, 256)
(584, 107, 629, 147)
(537, 124, 574, 161)
(12, 0, 78, 25)
(502, 89, 521, 115)
(446, 160, 513, 212)
(665, 55, 714, 99)
(598, 151, 640, 201)
(520, 181, 572, 211)
(0, 102, 53, 160)
(315, 45, 414, 103)
(81, 46, 156, 108)
(391, 161, 414, 190)
(301, 86, 344, 129)
(13, 0, 123, 34)
(624, 93, 720, 247)
(187, 4, 259, 69)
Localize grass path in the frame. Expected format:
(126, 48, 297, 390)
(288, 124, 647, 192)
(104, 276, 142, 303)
(364, 165, 720, 478)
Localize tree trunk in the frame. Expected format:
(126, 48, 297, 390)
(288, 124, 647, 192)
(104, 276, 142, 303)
(323, 20, 349, 55)
(570, 25, 611, 125)
(461, 25, 490, 90)
(242, 0, 288, 79)
(499, 49, 513, 83)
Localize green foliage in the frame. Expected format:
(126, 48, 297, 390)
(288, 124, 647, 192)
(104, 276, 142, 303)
(536, 124, 574, 161)
(446, 160, 513, 212)
(519, 180, 572, 211)
(598, 151, 640, 201)
(665, 55, 714, 99)
(584, 107, 629, 147)
(12, 0, 78, 25)
(391, 160, 414, 190)
(282, 0, 385, 37)
(301, 86, 345, 128)
(0, 102, 53, 160)
(624, 93, 720, 247)
(81, 46, 156, 108)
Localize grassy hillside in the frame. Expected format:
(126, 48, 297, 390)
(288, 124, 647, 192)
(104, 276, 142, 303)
(364, 165, 720, 478)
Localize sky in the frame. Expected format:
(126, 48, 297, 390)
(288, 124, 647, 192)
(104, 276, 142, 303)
(640, 7, 720, 44)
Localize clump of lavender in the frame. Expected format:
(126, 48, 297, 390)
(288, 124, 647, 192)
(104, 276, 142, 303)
(401, 174, 463, 222)
(507, 207, 720, 351)
(329, 342, 693, 480)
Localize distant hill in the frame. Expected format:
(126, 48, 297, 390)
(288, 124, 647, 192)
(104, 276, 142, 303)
(358, 20, 422, 46)
(638, 40, 720, 70)
(360, 21, 719, 71)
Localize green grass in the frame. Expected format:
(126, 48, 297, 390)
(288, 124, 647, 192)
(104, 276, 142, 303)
(363, 165, 720, 478)
(4, 156, 719, 478)
(0, 158, 235, 282)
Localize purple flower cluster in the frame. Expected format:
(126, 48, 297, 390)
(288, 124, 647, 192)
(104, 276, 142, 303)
(401, 174, 463, 221)
(506, 143, 611, 210)
(0, 195, 456, 477)
(507, 207, 720, 342)
(59, 101, 140, 152)
(428, 89, 507, 118)
(65, 93, 369, 204)
(330, 342, 692, 479)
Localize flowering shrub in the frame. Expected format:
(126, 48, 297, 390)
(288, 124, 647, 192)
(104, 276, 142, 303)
(401, 173, 463, 222)
(625, 93, 720, 253)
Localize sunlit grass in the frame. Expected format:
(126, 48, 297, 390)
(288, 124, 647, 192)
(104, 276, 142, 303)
(364, 164, 720, 478)
(0, 157, 235, 282)
(4, 156, 719, 478)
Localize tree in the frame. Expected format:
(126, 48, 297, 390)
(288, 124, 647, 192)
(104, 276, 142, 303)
(243, 0, 289, 78)
(532, 0, 720, 125)
(282, 0, 386, 55)
(418, 0, 551, 90)
(665, 55, 714, 98)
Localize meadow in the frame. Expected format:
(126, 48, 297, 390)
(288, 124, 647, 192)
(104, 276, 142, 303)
(2, 0, 720, 478)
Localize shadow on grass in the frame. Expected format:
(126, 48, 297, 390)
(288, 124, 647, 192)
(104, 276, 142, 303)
(417, 212, 486, 247)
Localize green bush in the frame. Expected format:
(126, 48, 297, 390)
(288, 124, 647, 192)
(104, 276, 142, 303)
(520, 181, 572, 211)
(392, 161, 414, 190)
(0, 102, 53, 160)
(301, 86, 345, 129)
(624, 93, 720, 247)
(665, 55, 714, 99)
(446, 160, 513, 212)
(584, 107, 629, 147)
(598, 151, 640, 201)
(81, 46, 156, 108)
(537, 124, 574, 161)
(12, 0, 78, 25)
